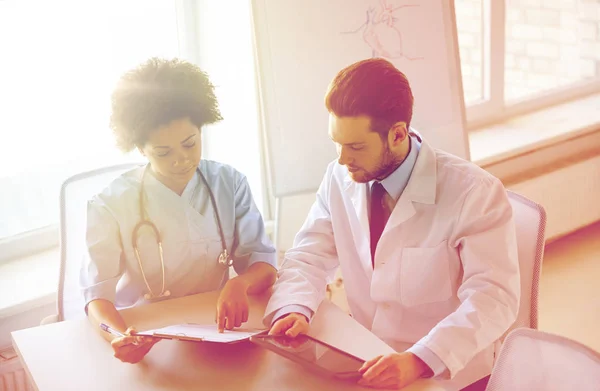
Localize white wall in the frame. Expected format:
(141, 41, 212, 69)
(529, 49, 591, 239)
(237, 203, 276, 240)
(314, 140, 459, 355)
(275, 193, 316, 258)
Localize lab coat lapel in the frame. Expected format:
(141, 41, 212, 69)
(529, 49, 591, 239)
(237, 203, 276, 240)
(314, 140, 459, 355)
(343, 175, 373, 277)
(383, 140, 437, 234)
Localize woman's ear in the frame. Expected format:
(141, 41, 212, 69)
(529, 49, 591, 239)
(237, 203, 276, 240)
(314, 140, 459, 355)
(137, 145, 146, 157)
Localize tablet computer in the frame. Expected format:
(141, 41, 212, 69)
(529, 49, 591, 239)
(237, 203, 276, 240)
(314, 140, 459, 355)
(249, 334, 365, 381)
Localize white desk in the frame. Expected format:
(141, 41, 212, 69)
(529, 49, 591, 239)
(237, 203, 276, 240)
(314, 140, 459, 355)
(12, 291, 451, 390)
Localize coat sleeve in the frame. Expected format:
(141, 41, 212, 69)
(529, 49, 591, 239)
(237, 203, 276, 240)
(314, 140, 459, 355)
(411, 177, 520, 378)
(263, 163, 340, 326)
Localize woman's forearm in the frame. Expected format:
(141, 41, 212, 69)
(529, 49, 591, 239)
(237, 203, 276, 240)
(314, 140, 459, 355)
(87, 299, 128, 342)
(234, 262, 277, 294)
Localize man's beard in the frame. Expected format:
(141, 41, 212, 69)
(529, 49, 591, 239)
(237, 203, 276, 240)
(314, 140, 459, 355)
(351, 146, 403, 183)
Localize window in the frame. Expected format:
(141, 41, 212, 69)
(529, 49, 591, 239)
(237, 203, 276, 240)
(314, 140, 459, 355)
(0, 0, 267, 261)
(192, 1, 270, 220)
(455, 0, 600, 128)
(455, 0, 485, 105)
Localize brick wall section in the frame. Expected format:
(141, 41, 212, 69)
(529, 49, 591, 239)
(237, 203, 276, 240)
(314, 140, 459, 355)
(455, 0, 600, 104)
(455, 0, 484, 104)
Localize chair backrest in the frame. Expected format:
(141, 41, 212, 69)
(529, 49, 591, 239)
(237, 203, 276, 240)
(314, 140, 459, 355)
(504, 190, 546, 337)
(58, 163, 141, 321)
(486, 328, 600, 390)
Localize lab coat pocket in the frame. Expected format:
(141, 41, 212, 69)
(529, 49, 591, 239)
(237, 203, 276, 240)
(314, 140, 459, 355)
(400, 241, 452, 307)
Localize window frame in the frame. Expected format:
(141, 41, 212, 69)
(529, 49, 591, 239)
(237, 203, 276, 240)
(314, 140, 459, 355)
(465, 0, 600, 130)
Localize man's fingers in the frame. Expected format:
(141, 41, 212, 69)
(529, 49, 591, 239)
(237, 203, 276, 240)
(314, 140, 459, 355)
(368, 368, 398, 388)
(359, 355, 383, 373)
(268, 316, 293, 335)
(242, 307, 249, 324)
(288, 338, 308, 349)
(284, 320, 305, 338)
(361, 358, 389, 382)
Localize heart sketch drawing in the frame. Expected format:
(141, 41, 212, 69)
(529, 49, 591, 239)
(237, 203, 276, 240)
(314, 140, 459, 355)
(342, 0, 424, 61)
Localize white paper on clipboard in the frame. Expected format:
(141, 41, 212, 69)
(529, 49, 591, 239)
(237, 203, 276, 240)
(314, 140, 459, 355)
(135, 324, 267, 343)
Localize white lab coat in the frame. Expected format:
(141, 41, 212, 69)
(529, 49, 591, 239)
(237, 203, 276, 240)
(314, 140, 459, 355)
(264, 140, 520, 389)
(80, 160, 276, 310)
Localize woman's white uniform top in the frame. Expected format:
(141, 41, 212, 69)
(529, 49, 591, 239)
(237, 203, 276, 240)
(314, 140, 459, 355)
(80, 159, 277, 309)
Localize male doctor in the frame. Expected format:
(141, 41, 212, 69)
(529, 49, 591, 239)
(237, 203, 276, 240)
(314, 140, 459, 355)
(264, 58, 520, 390)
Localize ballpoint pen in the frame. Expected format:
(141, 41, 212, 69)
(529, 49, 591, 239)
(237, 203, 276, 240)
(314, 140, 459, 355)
(99, 323, 139, 344)
(99, 323, 126, 337)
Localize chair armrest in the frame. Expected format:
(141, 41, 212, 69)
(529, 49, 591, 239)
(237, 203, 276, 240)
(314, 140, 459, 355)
(40, 314, 59, 325)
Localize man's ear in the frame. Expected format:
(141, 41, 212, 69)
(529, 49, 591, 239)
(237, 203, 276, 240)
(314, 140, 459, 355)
(388, 122, 408, 146)
(137, 146, 146, 157)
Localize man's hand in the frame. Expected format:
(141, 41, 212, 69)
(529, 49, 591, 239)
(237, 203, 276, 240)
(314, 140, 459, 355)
(110, 327, 160, 364)
(268, 312, 309, 337)
(216, 278, 250, 332)
(357, 352, 431, 389)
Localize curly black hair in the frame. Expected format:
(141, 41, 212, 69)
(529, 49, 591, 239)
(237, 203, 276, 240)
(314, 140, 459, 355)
(109, 57, 223, 152)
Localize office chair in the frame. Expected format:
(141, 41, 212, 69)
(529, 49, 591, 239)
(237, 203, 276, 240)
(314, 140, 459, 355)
(486, 328, 600, 390)
(41, 163, 141, 323)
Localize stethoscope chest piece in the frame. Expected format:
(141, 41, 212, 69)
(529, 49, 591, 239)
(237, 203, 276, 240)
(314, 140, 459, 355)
(218, 249, 234, 268)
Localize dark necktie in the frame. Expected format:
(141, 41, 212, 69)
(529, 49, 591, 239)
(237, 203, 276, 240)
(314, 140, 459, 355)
(370, 182, 388, 265)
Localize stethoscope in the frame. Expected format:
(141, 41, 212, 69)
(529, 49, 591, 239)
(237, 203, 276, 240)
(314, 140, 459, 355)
(132, 164, 232, 300)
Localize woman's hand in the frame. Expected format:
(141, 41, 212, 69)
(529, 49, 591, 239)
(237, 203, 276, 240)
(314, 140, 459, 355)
(110, 327, 160, 364)
(216, 278, 250, 332)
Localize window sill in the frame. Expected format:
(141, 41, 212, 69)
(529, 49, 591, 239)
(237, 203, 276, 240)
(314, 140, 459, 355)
(0, 247, 59, 320)
(469, 92, 600, 168)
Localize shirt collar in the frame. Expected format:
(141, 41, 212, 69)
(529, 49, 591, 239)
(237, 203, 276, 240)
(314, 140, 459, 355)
(181, 168, 200, 201)
(374, 135, 421, 202)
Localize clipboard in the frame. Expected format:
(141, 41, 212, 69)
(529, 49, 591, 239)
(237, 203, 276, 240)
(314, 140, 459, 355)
(134, 324, 268, 344)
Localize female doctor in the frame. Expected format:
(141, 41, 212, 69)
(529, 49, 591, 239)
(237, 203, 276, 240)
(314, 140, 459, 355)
(80, 58, 277, 364)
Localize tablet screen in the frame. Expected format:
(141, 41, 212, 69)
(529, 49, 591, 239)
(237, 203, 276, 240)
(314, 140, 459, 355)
(250, 334, 365, 375)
